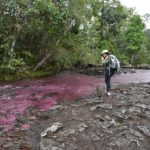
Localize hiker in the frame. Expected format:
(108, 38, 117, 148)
(101, 50, 120, 96)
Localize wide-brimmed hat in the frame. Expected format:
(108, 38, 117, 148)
(101, 49, 110, 55)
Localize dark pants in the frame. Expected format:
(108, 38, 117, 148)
(104, 67, 117, 92)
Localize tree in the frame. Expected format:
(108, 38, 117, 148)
(145, 29, 150, 50)
(125, 15, 146, 64)
(0, 0, 149, 80)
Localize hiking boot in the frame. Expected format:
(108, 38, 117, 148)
(107, 92, 111, 96)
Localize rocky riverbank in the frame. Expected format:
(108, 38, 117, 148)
(1, 82, 150, 150)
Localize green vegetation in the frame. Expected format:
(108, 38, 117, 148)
(0, 0, 150, 80)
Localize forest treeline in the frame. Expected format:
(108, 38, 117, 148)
(1, 0, 150, 80)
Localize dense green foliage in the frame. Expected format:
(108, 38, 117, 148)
(0, 0, 150, 80)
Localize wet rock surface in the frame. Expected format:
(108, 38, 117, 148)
(1, 83, 150, 149)
(38, 83, 150, 150)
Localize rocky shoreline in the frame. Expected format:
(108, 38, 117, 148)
(39, 83, 150, 150)
(1, 82, 150, 150)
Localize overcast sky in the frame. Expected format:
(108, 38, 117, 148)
(120, 0, 150, 15)
(120, 0, 150, 28)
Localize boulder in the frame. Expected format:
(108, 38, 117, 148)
(137, 64, 150, 69)
(41, 122, 63, 137)
(137, 126, 150, 137)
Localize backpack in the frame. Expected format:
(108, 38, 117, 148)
(109, 55, 120, 69)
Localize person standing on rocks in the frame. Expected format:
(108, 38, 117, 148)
(101, 50, 120, 96)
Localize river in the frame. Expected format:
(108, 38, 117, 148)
(0, 69, 150, 131)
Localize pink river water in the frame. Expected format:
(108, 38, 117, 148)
(0, 70, 150, 131)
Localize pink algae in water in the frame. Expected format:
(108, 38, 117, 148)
(0, 73, 103, 130)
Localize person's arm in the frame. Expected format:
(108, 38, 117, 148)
(102, 56, 111, 66)
(101, 56, 104, 65)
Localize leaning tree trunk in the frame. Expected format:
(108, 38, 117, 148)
(33, 51, 52, 71)
(33, 31, 50, 71)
